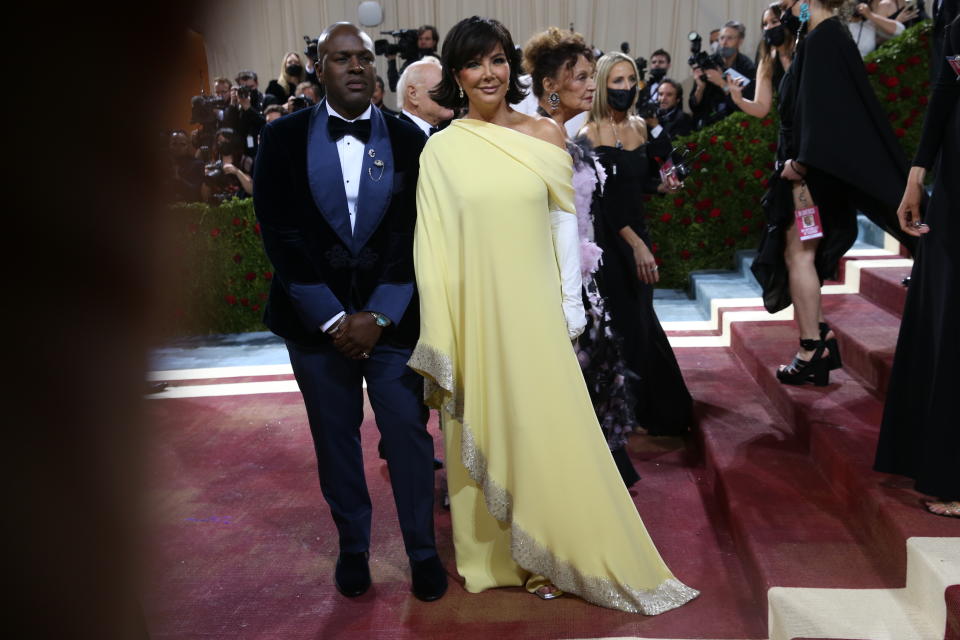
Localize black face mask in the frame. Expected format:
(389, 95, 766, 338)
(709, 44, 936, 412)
(780, 8, 802, 36)
(764, 24, 787, 47)
(719, 46, 737, 59)
(607, 86, 637, 112)
(649, 67, 667, 82)
(285, 64, 303, 77)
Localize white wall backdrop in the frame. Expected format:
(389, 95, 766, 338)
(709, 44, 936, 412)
(196, 0, 776, 107)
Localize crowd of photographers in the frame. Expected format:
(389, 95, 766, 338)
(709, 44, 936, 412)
(168, 4, 923, 205)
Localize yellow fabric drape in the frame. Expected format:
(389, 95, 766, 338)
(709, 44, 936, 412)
(409, 118, 698, 615)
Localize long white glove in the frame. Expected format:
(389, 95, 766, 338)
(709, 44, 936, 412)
(550, 208, 587, 339)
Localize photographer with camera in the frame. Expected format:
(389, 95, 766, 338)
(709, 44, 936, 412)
(383, 25, 439, 92)
(688, 21, 757, 130)
(224, 72, 266, 159)
(644, 49, 672, 102)
(234, 70, 263, 110)
(166, 130, 204, 203)
(189, 77, 234, 156)
(656, 79, 694, 138)
(201, 128, 253, 205)
(265, 51, 308, 105)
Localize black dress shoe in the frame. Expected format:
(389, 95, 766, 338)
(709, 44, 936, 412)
(410, 555, 447, 602)
(335, 551, 371, 597)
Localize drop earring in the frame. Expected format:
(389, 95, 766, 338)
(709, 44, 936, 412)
(458, 84, 464, 99)
(799, 2, 810, 23)
(548, 92, 560, 112)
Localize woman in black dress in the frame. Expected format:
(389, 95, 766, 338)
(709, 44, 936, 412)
(581, 52, 693, 436)
(875, 14, 960, 518)
(751, 0, 917, 385)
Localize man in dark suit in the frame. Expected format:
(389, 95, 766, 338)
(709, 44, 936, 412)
(395, 57, 454, 138)
(656, 79, 694, 139)
(252, 22, 446, 602)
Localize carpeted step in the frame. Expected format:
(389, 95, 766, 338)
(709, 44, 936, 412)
(767, 538, 960, 640)
(820, 293, 899, 396)
(946, 584, 960, 640)
(679, 349, 899, 616)
(728, 321, 960, 577)
(859, 264, 911, 318)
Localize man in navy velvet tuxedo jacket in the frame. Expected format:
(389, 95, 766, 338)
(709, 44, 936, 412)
(253, 22, 446, 602)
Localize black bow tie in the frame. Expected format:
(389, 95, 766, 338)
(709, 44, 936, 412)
(328, 116, 371, 143)
(428, 126, 439, 137)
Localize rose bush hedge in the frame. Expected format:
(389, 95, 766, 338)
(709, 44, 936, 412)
(644, 20, 931, 289)
(168, 23, 931, 335)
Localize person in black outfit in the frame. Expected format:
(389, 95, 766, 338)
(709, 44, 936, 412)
(253, 22, 446, 601)
(875, 14, 960, 518)
(582, 52, 694, 437)
(656, 79, 694, 137)
(264, 51, 308, 104)
(930, 0, 960, 78)
(386, 25, 439, 92)
(729, 2, 797, 119)
(750, 0, 918, 385)
(223, 84, 265, 159)
(689, 20, 757, 129)
(166, 130, 203, 202)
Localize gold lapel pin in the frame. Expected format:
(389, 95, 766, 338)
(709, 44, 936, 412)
(368, 158, 385, 182)
(368, 149, 376, 158)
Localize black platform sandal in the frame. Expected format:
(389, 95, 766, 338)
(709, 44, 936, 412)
(819, 322, 842, 371)
(776, 338, 831, 386)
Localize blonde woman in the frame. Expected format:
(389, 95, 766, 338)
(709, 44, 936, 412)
(265, 51, 307, 103)
(580, 53, 693, 437)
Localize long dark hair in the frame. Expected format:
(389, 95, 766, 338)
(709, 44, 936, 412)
(430, 16, 528, 110)
(758, 2, 794, 82)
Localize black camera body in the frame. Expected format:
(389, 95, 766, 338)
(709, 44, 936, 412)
(303, 35, 319, 63)
(290, 95, 311, 112)
(375, 29, 419, 60)
(634, 55, 648, 77)
(637, 97, 660, 119)
(687, 32, 724, 71)
(190, 95, 228, 125)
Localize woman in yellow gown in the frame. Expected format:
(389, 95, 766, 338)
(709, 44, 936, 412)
(408, 16, 699, 615)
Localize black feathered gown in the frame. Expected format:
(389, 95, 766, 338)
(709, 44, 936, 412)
(875, 16, 960, 500)
(752, 17, 918, 313)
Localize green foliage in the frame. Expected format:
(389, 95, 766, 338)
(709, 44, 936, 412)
(167, 198, 272, 335)
(644, 21, 931, 289)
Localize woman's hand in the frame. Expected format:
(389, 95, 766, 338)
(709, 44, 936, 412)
(897, 166, 929, 236)
(856, 3, 873, 19)
(704, 67, 726, 88)
(896, 6, 919, 22)
(728, 75, 746, 105)
(633, 242, 660, 285)
(222, 163, 237, 175)
(657, 171, 684, 193)
(780, 159, 806, 182)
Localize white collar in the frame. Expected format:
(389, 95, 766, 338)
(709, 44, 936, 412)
(326, 101, 373, 122)
(401, 109, 433, 136)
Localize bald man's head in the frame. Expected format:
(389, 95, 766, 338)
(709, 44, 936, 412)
(317, 22, 374, 69)
(317, 22, 376, 119)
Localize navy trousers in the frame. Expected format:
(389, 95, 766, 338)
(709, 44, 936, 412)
(286, 339, 437, 562)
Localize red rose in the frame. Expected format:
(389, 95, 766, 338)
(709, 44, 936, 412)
(701, 153, 712, 162)
(660, 213, 673, 223)
(865, 62, 879, 74)
(737, 178, 746, 190)
(681, 216, 692, 226)
(886, 92, 898, 102)
(697, 241, 706, 248)
(232, 253, 243, 263)
(723, 161, 734, 173)
(224, 295, 237, 305)
(258, 292, 269, 300)
(263, 271, 273, 280)
(902, 118, 913, 129)
(918, 95, 929, 106)
(253, 222, 261, 235)
(244, 271, 256, 281)
(695, 215, 705, 223)
(740, 224, 750, 235)
(760, 118, 773, 127)
(251, 304, 261, 312)
(900, 87, 914, 98)
(884, 76, 900, 88)
(743, 209, 753, 219)
(761, 178, 769, 188)
(753, 169, 764, 179)
(655, 257, 663, 266)
(709, 208, 722, 218)
(768, 142, 778, 152)
(723, 141, 734, 151)
(210, 228, 221, 238)
(674, 197, 685, 208)
(750, 138, 760, 145)
(240, 298, 249, 306)
(742, 155, 753, 166)
(693, 161, 703, 170)
(739, 120, 750, 128)
(724, 237, 736, 247)
(895, 64, 907, 74)
(651, 243, 659, 253)
(710, 135, 718, 144)
(680, 249, 692, 260)
(894, 128, 906, 138)
(232, 217, 243, 226)
(686, 142, 698, 150)
(695, 198, 712, 211)
(907, 55, 921, 66)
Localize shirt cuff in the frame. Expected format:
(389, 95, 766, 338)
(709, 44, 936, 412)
(321, 311, 346, 333)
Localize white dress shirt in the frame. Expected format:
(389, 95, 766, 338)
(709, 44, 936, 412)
(401, 109, 433, 137)
(321, 102, 373, 332)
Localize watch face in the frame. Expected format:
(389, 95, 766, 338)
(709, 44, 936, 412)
(374, 314, 389, 327)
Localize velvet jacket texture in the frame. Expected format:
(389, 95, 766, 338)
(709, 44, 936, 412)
(253, 100, 426, 348)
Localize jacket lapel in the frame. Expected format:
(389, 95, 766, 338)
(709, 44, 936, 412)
(306, 101, 353, 250)
(351, 107, 395, 252)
